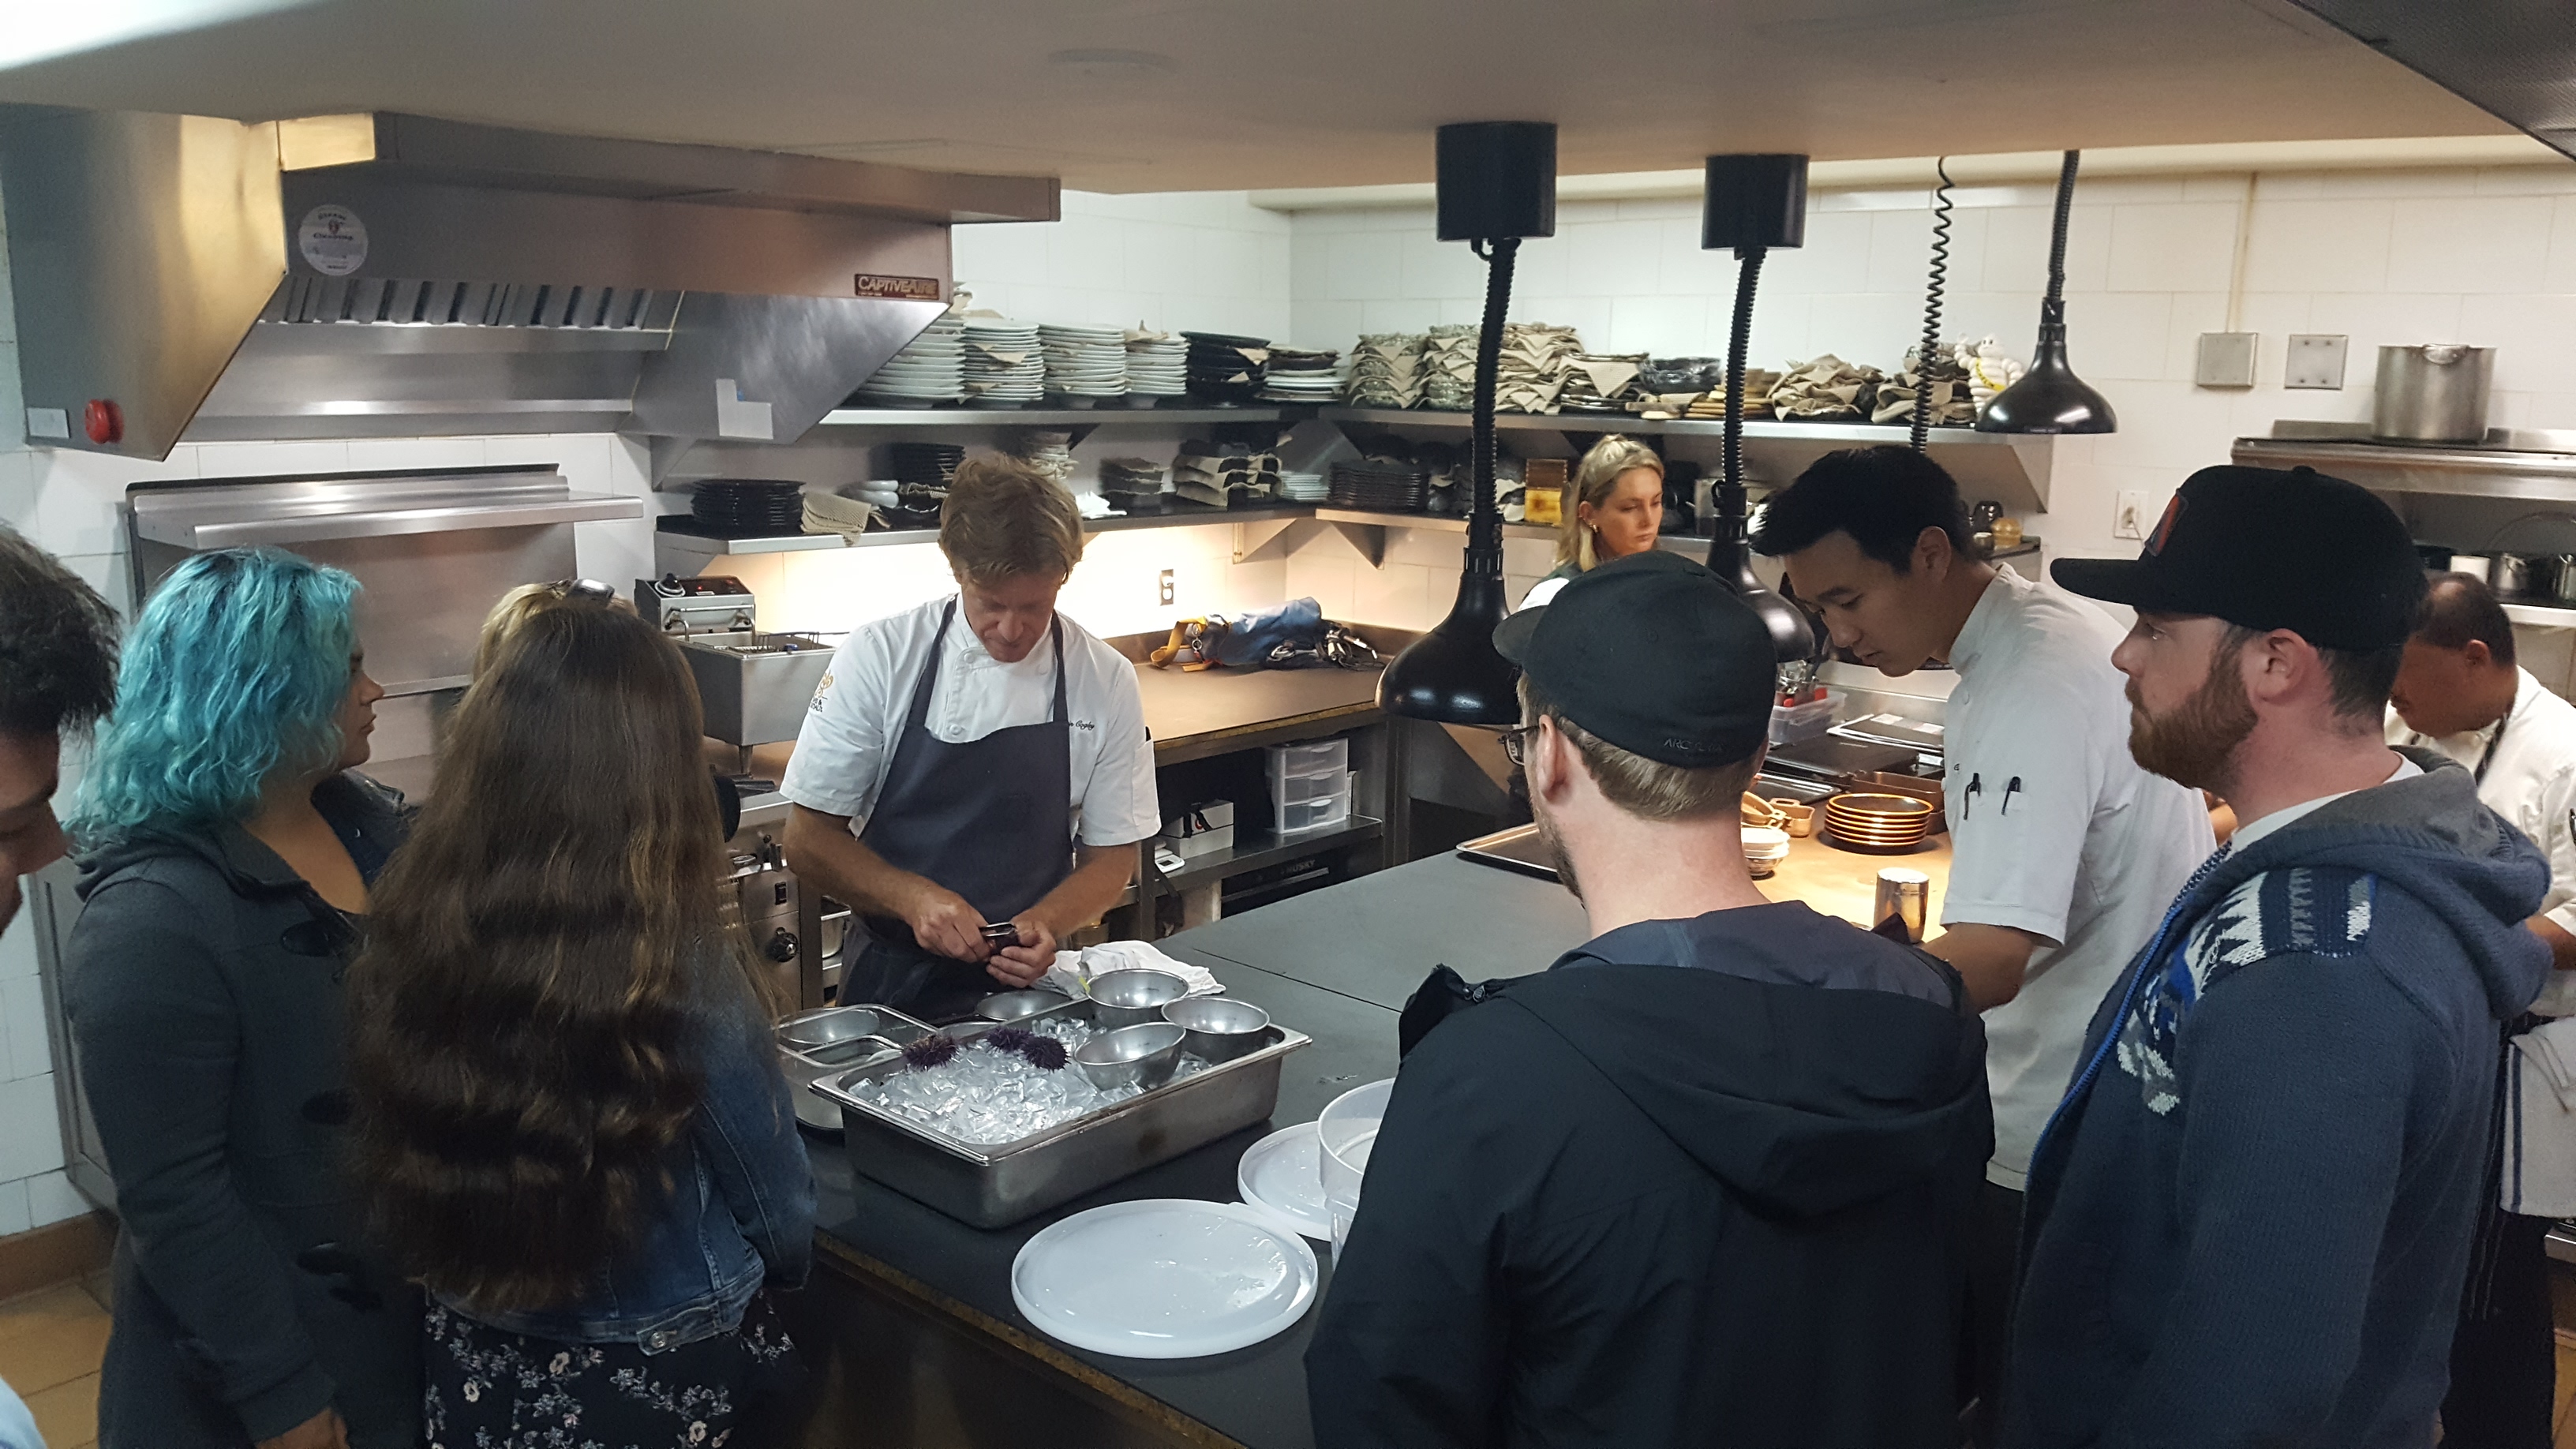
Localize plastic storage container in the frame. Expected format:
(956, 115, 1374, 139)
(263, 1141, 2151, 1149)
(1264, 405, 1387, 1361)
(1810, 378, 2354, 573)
(1769, 691, 1840, 746)
(1267, 738, 1349, 782)
(1269, 738, 1353, 836)
(1319, 1078, 1395, 1250)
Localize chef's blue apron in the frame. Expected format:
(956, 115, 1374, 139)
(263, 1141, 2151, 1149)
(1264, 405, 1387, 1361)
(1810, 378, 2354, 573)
(845, 601, 1076, 1020)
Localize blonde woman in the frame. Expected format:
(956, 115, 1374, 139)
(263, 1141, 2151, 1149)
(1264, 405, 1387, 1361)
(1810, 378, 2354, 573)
(1520, 436, 1665, 609)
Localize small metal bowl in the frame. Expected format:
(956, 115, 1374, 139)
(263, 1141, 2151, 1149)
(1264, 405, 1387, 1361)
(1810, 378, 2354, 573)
(1163, 996, 1272, 1063)
(1073, 1022, 1186, 1091)
(976, 989, 1072, 1022)
(1086, 968, 1189, 1028)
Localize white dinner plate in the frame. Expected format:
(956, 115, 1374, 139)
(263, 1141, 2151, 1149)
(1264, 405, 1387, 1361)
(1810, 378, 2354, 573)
(1236, 1121, 1332, 1241)
(1011, 1198, 1318, 1358)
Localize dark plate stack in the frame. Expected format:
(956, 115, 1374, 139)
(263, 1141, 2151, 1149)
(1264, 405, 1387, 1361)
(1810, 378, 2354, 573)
(691, 479, 803, 538)
(1329, 459, 1431, 512)
(883, 442, 962, 529)
(1099, 457, 1169, 515)
(1184, 332, 1269, 405)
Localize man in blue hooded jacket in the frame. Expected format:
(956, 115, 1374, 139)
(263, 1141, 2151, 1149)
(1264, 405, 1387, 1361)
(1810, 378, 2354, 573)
(2015, 466, 2552, 1448)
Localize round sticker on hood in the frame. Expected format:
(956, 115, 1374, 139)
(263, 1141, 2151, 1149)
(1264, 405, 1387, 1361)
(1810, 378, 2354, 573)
(297, 204, 368, 276)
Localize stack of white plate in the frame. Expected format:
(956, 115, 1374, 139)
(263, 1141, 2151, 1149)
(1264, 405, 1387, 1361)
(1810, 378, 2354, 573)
(852, 313, 966, 406)
(1125, 328, 1189, 402)
(1038, 324, 1128, 402)
(1279, 470, 1328, 502)
(962, 316, 1043, 407)
(1260, 347, 1342, 404)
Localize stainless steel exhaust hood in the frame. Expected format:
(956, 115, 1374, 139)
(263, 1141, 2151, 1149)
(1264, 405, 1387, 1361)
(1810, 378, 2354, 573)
(0, 108, 1058, 459)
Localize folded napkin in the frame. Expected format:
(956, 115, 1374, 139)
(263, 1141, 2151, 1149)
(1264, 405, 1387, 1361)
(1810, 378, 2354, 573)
(2504, 1015, 2576, 1215)
(1043, 940, 1226, 1001)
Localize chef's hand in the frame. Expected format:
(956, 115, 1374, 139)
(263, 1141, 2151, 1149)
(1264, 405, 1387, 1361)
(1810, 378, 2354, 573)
(258, 1408, 349, 1449)
(988, 915, 1058, 987)
(904, 883, 992, 963)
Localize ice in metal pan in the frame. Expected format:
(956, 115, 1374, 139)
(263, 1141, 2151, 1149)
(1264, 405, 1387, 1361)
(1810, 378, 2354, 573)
(851, 1018, 1206, 1146)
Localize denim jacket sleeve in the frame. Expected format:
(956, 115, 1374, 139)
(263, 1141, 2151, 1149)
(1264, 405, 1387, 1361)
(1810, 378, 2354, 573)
(691, 997, 817, 1289)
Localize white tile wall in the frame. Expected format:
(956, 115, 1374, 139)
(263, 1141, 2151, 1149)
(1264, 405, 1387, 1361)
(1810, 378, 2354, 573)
(1282, 162, 2576, 570)
(950, 189, 1292, 340)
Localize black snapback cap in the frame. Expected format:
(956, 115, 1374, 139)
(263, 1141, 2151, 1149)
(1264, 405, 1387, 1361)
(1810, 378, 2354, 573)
(2051, 464, 2426, 651)
(1492, 550, 1775, 768)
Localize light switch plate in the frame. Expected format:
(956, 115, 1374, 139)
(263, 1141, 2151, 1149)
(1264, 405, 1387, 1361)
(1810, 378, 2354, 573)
(2286, 334, 2349, 390)
(2195, 332, 2257, 388)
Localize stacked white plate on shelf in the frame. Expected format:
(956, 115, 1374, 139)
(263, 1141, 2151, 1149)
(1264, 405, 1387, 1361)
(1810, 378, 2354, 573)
(1260, 347, 1342, 404)
(1125, 328, 1189, 401)
(1279, 470, 1328, 502)
(852, 312, 966, 406)
(961, 315, 1044, 406)
(1038, 323, 1128, 402)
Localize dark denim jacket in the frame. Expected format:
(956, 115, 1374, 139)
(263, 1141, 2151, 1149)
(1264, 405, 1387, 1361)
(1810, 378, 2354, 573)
(450, 972, 816, 1351)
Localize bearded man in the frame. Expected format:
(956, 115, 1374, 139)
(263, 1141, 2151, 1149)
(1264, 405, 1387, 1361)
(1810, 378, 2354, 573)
(2006, 465, 2552, 1449)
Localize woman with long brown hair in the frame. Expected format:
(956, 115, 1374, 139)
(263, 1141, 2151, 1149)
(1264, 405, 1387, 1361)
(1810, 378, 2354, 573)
(346, 602, 812, 1443)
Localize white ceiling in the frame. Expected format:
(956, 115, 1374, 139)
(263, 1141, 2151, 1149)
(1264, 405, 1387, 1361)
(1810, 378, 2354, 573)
(0, 0, 2511, 193)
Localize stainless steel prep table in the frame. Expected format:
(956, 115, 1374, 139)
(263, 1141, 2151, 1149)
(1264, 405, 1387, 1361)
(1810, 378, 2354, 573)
(787, 851, 1591, 1448)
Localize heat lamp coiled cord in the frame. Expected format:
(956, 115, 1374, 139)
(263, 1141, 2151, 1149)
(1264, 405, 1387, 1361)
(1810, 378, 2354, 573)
(1466, 237, 1519, 580)
(1722, 245, 1765, 502)
(1911, 158, 1956, 453)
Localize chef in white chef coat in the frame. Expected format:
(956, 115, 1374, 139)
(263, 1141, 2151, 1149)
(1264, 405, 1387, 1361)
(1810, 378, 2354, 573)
(2391, 571, 2576, 978)
(781, 458, 1159, 1019)
(2386, 570, 2576, 1449)
(1754, 446, 2213, 1443)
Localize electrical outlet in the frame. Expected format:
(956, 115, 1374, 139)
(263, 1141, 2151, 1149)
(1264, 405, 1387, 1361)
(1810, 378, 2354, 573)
(2114, 491, 2148, 541)
(1158, 568, 1174, 606)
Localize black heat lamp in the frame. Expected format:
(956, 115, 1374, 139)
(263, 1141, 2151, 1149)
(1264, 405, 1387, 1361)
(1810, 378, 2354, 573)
(1702, 153, 1824, 665)
(1376, 121, 1556, 725)
(1979, 150, 2116, 434)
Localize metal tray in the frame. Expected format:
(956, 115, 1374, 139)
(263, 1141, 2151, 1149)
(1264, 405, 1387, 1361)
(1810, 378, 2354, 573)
(775, 1004, 936, 1132)
(812, 997, 1310, 1228)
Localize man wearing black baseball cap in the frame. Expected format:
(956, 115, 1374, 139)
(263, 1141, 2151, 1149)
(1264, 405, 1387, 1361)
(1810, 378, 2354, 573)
(1307, 551, 1994, 1449)
(2009, 466, 2552, 1448)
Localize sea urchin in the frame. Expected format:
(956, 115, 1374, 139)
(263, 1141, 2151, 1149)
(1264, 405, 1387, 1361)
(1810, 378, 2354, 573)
(900, 1034, 959, 1071)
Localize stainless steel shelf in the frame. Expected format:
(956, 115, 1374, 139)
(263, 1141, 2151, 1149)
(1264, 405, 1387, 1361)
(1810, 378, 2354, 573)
(1319, 406, 2021, 446)
(651, 502, 1319, 572)
(817, 406, 1286, 428)
(1122, 817, 1384, 907)
(2503, 601, 2576, 629)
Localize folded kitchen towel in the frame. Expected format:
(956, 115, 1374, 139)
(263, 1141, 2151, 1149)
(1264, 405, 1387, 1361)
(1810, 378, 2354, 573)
(2504, 1015, 2576, 1215)
(1044, 940, 1226, 1002)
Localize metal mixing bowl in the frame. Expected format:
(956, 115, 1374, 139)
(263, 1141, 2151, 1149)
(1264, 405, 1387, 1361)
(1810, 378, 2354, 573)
(1163, 996, 1272, 1063)
(976, 989, 1072, 1022)
(1073, 1022, 1186, 1091)
(1086, 968, 1189, 1028)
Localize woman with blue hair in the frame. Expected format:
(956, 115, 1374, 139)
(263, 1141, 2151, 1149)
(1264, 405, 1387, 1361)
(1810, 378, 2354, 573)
(62, 549, 417, 1449)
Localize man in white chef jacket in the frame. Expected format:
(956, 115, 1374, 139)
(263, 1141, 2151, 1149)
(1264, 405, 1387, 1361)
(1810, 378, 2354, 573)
(2387, 569, 2576, 1449)
(1754, 446, 2213, 1442)
(781, 458, 1159, 1020)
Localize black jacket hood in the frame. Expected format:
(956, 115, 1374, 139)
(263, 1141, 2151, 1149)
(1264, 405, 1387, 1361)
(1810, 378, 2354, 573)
(1506, 903, 1993, 1220)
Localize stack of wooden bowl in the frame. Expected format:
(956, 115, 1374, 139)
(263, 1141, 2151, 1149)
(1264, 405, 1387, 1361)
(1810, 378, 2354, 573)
(1822, 792, 1935, 853)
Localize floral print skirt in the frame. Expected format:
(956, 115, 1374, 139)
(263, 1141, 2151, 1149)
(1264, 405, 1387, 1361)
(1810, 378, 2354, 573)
(424, 1292, 803, 1449)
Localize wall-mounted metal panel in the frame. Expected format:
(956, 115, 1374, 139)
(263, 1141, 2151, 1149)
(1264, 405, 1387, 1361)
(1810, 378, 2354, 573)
(0, 107, 286, 459)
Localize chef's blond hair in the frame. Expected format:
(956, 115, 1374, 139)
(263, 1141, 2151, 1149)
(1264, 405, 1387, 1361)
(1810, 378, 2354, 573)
(1559, 436, 1664, 571)
(940, 458, 1087, 586)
